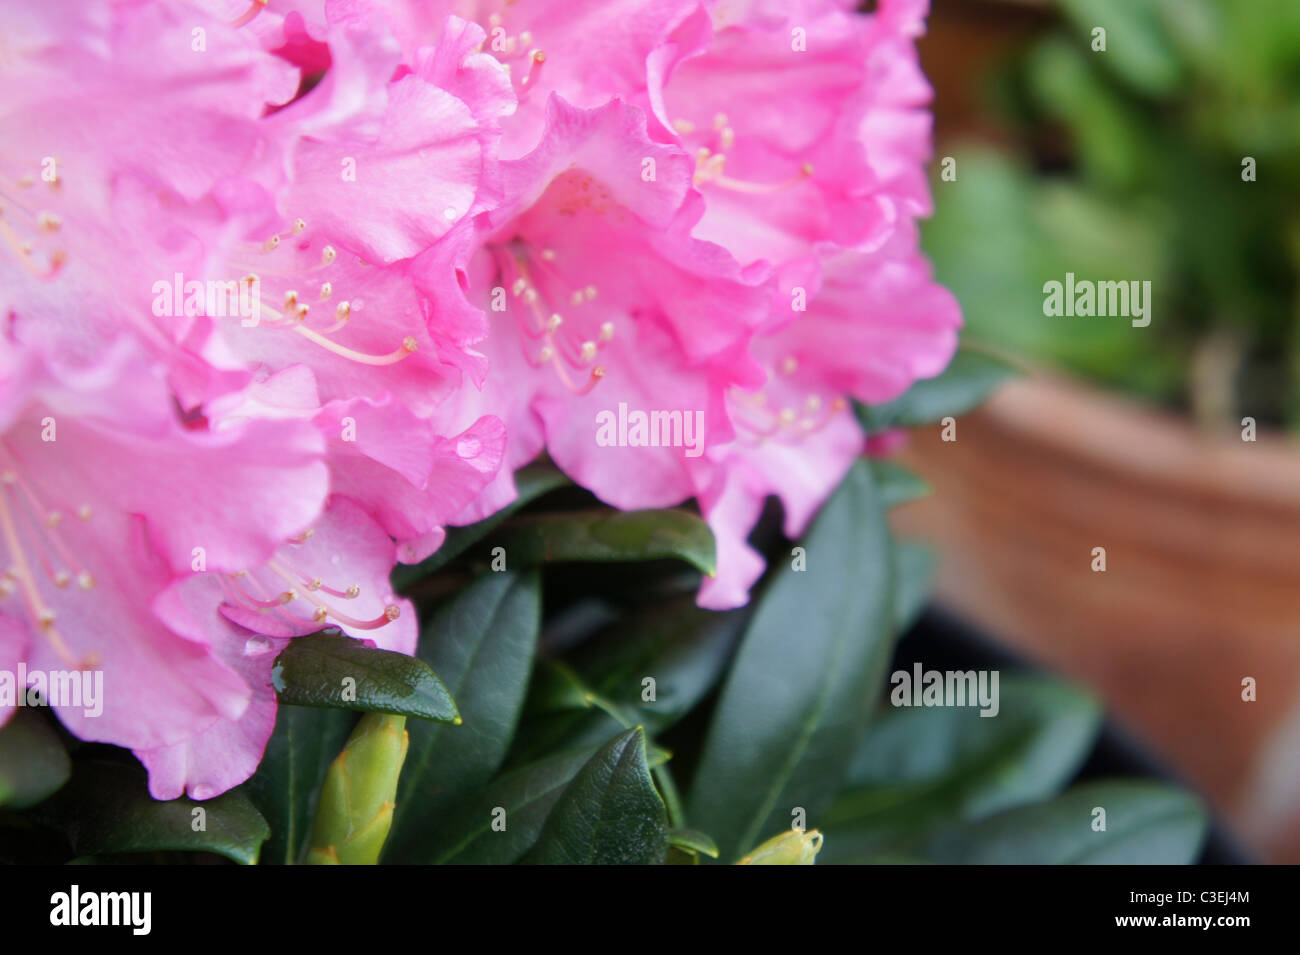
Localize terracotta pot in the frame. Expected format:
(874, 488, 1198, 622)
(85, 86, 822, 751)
(891, 373, 1300, 863)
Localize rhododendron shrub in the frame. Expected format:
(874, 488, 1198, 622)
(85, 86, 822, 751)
(0, 0, 1205, 868)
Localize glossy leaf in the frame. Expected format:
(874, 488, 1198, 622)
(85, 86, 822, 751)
(820, 675, 1100, 862)
(528, 729, 667, 865)
(38, 761, 269, 865)
(272, 632, 458, 722)
(487, 508, 716, 577)
(686, 460, 894, 862)
(422, 743, 606, 865)
(387, 570, 541, 861)
(918, 780, 1207, 864)
(508, 598, 742, 766)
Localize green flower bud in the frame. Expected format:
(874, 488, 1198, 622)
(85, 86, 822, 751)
(735, 828, 823, 865)
(306, 713, 409, 865)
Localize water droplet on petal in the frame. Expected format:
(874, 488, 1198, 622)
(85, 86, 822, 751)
(243, 635, 274, 656)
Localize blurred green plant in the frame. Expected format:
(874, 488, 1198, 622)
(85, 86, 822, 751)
(926, 0, 1300, 428)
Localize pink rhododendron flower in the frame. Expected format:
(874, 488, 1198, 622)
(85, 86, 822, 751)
(402, 0, 959, 605)
(208, 363, 505, 565)
(0, 0, 299, 377)
(443, 95, 770, 519)
(0, 0, 961, 801)
(144, 494, 416, 799)
(0, 338, 327, 753)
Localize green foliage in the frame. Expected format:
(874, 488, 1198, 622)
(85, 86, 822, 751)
(928, 0, 1300, 426)
(271, 631, 459, 722)
(36, 760, 270, 865)
(0, 453, 1209, 866)
(685, 460, 894, 862)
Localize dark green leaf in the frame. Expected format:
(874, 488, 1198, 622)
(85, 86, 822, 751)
(855, 349, 1017, 431)
(0, 710, 70, 809)
(421, 742, 606, 864)
(575, 598, 744, 732)
(820, 675, 1100, 862)
(686, 460, 894, 862)
(392, 465, 568, 588)
(272, 632, 458, 722)
(387, 571, 540, 862)
(39, 761, 269, 865)
(529, 728, 667, 865)
(488, 508, 716, 577)
(918, 780, 1207, 864)
(508, 598, 743, 766)
(243, 705, 354, 865)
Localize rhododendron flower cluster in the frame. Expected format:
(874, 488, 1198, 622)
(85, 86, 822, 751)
(0, 0, 958, 800)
